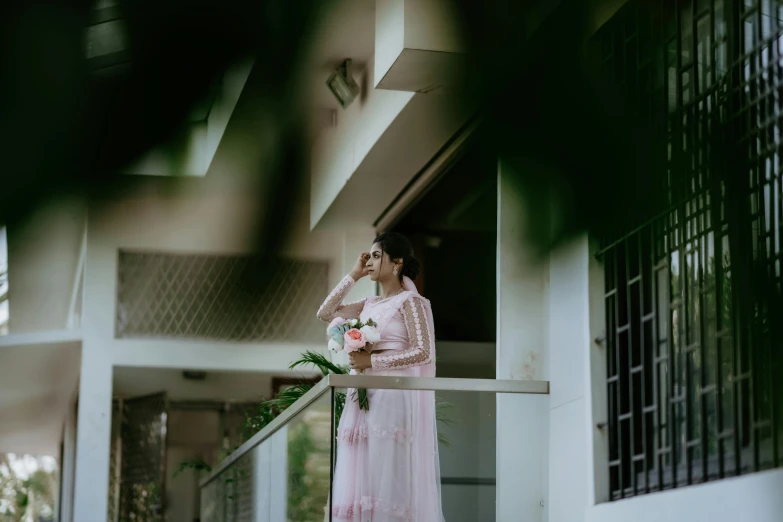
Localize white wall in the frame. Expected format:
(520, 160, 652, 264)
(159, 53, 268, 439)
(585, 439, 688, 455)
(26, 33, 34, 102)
(6, 197, 85, 334)
(166, 447, 206, 522)
(0, 337, 81, 456)
(165, 410, 221, 522)
(496, 160, 549, 521)
(310, 54, 414, 228)
(586, 468, 783, 522)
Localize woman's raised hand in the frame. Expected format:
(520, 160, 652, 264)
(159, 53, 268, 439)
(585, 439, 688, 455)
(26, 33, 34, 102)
(349, 252, 371, 281)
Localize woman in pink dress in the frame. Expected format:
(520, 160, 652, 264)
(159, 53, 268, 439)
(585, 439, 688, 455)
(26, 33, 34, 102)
(317, 232, 445, 522)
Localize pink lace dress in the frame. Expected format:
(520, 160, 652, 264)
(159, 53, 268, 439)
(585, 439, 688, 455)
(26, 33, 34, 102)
(317, 275, 445, 522)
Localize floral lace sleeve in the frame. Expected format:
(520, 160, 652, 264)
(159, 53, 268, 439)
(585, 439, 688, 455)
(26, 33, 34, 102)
(316, 274, 365, 323)
(371, 296, 433, 370)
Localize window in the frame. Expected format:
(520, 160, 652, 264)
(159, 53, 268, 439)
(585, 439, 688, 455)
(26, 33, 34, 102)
(596, 0, 782, 499)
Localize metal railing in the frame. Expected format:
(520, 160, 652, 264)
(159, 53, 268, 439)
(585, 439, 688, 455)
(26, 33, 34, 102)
(199, 374, 549, 521)
(201, 374, 549, 487)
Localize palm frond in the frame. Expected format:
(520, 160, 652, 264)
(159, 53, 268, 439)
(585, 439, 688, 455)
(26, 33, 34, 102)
(289, 350, 347, 376)
(262, 383, 314, 410)
(435, 401, 456, 427)
(435, 400, 456, 448)
(173, 458, 212, 478)
(436, 430, 453, 447)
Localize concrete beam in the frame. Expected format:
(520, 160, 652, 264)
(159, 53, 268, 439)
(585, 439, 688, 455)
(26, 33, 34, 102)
(375, 0, 467, 93)
(112, 340, 330, 373)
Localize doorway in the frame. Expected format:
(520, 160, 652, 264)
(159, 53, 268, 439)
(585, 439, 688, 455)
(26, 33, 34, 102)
(389, 128, 497, 377)
(385, 128, 499, 522)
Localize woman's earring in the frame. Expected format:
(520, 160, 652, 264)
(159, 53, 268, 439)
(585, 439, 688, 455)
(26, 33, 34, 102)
(393, 266, 398, 276)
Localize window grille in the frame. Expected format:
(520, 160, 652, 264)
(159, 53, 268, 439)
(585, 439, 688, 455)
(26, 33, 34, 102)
(116, 251, 328, 343)
(596, 0, 782, 499)
(118, 393, 167, 522)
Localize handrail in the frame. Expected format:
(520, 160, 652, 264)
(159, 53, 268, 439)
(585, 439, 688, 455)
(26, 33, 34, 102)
(200, 375, 332, 487)
(199, 374, 549, 488)
(327, 374, 549, 394)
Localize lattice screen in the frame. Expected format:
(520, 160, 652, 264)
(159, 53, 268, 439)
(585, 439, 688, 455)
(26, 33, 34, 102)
(118, 393, 167, 522)
(107, 399, 121, 522)
(116, 251, 328, 342)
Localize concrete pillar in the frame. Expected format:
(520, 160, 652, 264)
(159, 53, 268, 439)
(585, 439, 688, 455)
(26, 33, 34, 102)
(72, 222, 115, 522)
(59, 398, 77, 522)
(547, 235, 593, 522)
(72, 338, 113, 522)
(252, 441, 272, 522)
(496, 159, 549, 521)
(269, 427, 289, 521)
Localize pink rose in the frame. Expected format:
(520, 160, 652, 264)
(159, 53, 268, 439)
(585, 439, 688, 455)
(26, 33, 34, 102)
(343, 328, 366, 352)
(328, 317, 346, 330)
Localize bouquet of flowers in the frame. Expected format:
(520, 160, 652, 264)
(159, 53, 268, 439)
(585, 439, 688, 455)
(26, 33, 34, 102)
(327, 317, 380, 411)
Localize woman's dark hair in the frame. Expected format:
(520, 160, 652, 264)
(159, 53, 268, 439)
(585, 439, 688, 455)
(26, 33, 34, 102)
(373, 232, 420, 281)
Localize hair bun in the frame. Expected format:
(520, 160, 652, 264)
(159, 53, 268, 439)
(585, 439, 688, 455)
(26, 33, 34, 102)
(402, 257, 420, 280)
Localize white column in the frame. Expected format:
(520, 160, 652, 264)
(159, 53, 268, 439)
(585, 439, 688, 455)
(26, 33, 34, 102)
(586, 237, 609, 506)
(72, 222, 115, 522)
(269, 426, 289, 521)
(252, 441, 272, 522)
(59, 398, 77, 522)
(496, 160, 549, 521)
(72, 338, 113, 522)
(547, 234, 594, 522)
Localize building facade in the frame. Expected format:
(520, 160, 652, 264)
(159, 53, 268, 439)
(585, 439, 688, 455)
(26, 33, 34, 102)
(1, 0, 781, 521)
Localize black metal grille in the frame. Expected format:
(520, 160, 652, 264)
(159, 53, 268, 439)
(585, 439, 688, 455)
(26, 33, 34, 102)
(108, 399, 121, 522)
(118, 392, 167, 522)
(597, 0, 783, 500)
(116, 251, 328, 342)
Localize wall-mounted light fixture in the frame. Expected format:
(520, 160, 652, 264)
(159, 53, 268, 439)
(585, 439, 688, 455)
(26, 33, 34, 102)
(326, 59, 360, 109)
(182, 370, 207, 381)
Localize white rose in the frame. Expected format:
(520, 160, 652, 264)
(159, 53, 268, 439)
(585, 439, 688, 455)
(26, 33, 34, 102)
(349, 319, 359, 327)
(360, 325, 381, 344)
(328, 339, 342, 352)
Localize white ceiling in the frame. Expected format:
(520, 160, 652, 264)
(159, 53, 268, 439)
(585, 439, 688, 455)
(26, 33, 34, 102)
(0, 337, 81, 456)
(113, 366, 318, 403)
